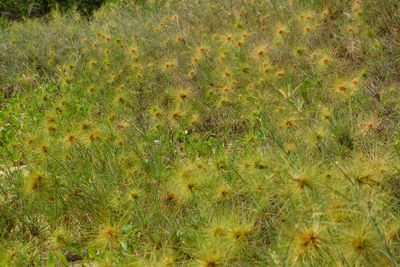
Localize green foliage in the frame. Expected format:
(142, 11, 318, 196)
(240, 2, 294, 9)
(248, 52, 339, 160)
(0, 0, 106, 20)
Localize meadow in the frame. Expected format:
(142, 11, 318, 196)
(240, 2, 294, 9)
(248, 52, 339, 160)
(1, 0, 400, 266)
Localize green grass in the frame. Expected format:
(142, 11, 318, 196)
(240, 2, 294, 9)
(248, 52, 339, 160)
(1, 0, 400, 266)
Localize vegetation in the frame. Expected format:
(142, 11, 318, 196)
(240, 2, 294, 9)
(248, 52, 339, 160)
(0, 0, 106, 20)
(1, 0, 400, 265)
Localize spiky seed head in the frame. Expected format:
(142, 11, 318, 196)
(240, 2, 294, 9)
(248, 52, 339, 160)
(292, 225, 326, 264)
(294, 174, 312, 191)
(65, 133, 78, 144)
(126, 187, 143, 202)
(200, 255, 222, 267)
(96, 224, 121, 249)
(39, 144, 49, 154)
(25, 136, 38, 147)
(24, 171, 49, 195)
(51, 228, 72, 248)
(276, 70, 285, 77)
(216, 185, 231, 200)
(256, 48, 265, 57)
(176, 35, 184, 42)
(228, 224, 252, 243)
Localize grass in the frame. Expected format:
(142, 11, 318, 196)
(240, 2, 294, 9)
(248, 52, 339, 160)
(1, 0, 400, 265)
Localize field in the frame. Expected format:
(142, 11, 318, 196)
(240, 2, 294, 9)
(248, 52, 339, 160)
(1, 0, 400, 266)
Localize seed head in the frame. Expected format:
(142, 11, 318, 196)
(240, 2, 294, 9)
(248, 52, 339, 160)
(24, 171, 49, 195)
(65, 133, 78, 144)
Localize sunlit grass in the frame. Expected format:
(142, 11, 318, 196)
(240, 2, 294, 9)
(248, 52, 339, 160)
(1, 0, 400, 265)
